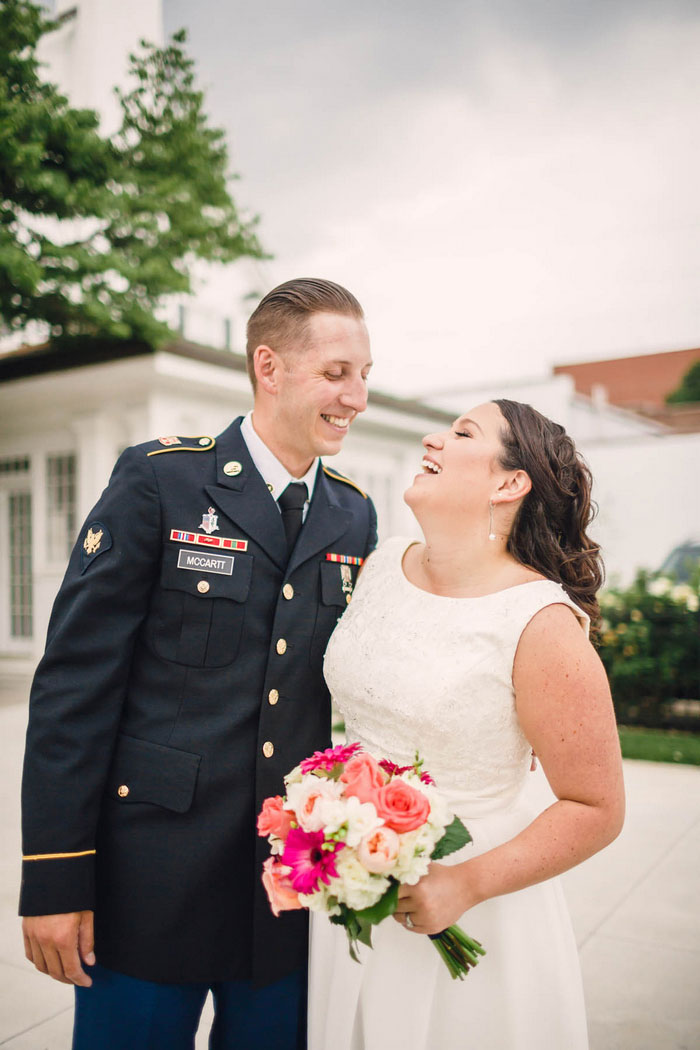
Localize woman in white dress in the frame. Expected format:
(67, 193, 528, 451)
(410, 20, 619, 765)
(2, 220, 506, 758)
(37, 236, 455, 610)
(309, 399, 625, 1050)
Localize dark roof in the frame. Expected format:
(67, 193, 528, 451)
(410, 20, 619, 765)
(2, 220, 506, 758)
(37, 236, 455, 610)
(0, 338, 455, 424)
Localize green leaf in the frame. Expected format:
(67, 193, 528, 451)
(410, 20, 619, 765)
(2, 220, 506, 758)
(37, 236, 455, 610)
(355, 919, 374, 949)
(352, 880, 399, 926)
(431, 815, 472, 860)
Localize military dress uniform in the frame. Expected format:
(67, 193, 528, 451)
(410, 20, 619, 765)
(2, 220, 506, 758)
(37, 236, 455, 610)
(20, 417, 377, 998)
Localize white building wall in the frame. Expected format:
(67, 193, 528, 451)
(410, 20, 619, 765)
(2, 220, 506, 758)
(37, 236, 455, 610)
(0, 353, 438, 677)
(586, 433, 700, 586)
(427, 374, 697, 584)
(38, 0, 164, 136)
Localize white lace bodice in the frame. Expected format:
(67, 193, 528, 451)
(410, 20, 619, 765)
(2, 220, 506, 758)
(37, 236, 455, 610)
(324, 536, 588, 812)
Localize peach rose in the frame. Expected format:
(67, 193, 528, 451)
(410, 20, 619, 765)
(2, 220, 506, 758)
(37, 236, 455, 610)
(340, 753, 386, 805)
(262, 857, 304, 916)
(374, 779, 430, 833)
(357, 826, 401, 874)
(257, 796, 294, 841)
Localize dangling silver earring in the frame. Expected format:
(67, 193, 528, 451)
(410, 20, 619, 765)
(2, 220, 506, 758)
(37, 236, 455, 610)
(488, 500, 496, 541)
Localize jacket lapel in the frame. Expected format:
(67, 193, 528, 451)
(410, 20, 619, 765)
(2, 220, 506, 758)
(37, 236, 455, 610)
(204, 419, 288, 570)
(287, 466, 353, 574)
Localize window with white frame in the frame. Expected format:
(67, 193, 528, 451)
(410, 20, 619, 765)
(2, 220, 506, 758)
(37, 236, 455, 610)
(46, 453, 77, 561)
(9, 491, 33, 639)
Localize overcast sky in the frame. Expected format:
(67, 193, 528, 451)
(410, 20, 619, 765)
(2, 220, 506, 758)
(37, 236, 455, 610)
(163, 0, 700, 397)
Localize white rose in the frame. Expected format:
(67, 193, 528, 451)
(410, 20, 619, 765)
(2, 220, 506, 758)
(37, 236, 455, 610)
(285, 777, 344, 832)
(648, 577, 672, 597)
(671, 583, 699, 611)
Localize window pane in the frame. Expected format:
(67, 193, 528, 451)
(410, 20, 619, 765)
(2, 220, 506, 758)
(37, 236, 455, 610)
(46, 454, 77, 561)
(0, 457, 30, 475)
(9, 492, 33, 638)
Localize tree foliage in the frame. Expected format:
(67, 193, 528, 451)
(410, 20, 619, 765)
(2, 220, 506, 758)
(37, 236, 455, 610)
(666, 360, 700, 405)
(0, 1, 265, 346)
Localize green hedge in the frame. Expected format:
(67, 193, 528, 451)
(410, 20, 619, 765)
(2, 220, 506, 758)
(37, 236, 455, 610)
(598, 572, 700, 728)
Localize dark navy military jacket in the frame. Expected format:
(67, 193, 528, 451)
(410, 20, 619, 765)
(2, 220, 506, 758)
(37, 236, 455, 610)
(20, 417, 377, 985)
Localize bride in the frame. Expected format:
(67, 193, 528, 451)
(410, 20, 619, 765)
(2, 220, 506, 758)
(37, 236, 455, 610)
(308, 399, 625, 1050)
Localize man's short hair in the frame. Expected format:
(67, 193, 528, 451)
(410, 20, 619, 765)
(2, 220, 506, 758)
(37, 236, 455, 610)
(245, 278, 364, 390)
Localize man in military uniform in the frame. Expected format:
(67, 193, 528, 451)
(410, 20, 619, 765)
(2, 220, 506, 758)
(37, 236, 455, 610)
(20, 279, 377, 1049)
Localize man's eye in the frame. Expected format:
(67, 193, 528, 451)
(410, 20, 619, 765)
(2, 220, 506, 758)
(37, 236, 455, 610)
(326, 372, 343, 380)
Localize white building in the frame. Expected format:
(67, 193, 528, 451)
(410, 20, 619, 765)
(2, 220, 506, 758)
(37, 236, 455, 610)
(0, 341, 444, 685)
(2, 1, 697, 689)
(428, 374, 700, 587)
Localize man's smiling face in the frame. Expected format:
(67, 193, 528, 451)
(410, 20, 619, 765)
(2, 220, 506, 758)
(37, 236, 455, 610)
(272, 311, 372, 467)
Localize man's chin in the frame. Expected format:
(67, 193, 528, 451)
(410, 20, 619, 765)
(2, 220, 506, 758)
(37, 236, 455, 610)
(315, 428, 349, 456)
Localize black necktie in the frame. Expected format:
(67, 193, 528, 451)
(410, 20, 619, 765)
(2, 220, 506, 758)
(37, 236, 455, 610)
(278, 482, 308, 555)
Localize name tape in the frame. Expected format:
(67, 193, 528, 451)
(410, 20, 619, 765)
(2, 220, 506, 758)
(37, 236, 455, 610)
(177, 550, 235, 575)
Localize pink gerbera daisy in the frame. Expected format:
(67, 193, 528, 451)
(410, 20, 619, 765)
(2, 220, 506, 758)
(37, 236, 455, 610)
(300, 742, 363, 775)
(281, 829, 345, 894)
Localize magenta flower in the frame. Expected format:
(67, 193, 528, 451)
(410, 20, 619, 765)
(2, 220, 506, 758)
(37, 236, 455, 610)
(281, 829, 345, 894)
(378, 758, 435, 786)
(300, 742, 363, 775)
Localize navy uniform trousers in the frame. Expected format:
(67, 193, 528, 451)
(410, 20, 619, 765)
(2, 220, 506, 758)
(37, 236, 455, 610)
(20, 419, 377, 1049)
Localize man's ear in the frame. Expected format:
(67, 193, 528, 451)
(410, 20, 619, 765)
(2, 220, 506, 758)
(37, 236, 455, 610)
(253, 345, 279, 394)
(495, 469, 531, 505)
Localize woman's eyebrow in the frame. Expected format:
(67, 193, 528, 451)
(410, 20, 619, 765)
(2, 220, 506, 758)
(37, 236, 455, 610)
(455, 417, 484, 434)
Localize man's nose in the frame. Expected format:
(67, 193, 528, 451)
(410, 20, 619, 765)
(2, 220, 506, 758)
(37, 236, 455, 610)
(340, 374, 368, 413)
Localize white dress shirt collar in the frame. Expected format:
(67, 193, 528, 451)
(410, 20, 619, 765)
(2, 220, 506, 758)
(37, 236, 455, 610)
(240, 412, 319, 510)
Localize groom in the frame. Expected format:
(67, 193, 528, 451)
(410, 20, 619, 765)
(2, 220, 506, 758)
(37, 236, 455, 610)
(20, 278, 377, 1049)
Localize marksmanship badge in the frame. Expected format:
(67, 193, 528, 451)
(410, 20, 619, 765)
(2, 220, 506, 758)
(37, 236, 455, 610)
(198, 507, 219, 534)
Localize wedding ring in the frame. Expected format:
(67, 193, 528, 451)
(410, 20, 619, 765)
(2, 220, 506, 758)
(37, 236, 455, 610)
(404, 913, 414, 929)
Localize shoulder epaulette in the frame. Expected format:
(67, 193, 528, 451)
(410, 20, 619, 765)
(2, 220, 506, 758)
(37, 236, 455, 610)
(323, 465, 368, 499)
(146, 435, 216, 457)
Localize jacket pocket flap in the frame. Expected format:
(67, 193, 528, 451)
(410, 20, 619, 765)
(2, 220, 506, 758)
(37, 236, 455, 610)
(320, 559, 356, 606)
(107, 735, 201, 812)
(160, 548, 253, 602)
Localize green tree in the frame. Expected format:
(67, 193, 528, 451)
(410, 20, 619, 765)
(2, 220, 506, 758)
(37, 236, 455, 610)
(0, 0, 114, 337)
(666, 360, 700, 404)
(0, 2, 265, 346)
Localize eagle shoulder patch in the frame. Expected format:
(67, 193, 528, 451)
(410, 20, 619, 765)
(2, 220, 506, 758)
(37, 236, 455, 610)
(80, 521, 113, 573)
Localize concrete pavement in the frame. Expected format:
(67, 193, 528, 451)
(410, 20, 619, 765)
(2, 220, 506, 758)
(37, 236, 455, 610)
(1, 692, 698, 1049)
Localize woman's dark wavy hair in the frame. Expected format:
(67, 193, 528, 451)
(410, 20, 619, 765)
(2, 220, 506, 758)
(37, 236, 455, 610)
(493, 399, 604, 628)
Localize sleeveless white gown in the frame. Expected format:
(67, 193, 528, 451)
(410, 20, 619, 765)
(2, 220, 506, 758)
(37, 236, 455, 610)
(308, 536, 589, 1050)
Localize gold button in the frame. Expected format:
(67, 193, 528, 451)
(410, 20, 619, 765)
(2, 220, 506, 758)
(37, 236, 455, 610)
(197, 580, 210, 594)
(268, 688, 279, 706)
(223, 460, 242, 477)
(276, 638, 287, 655)
(262, 741, 274, 758)
(282, 583, 294, 600)
(346, 593, 352, 604)
(117, 784, 129, 798)
(198, 437, 210, 446)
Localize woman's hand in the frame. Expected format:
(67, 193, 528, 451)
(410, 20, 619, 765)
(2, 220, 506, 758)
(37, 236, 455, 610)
(393, 862, 478, 936)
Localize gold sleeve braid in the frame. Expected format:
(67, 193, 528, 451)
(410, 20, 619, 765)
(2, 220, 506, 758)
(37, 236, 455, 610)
(23, 849, 96, 861)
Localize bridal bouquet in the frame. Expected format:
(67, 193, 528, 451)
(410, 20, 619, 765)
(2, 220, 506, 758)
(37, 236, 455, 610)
(258, 743, 485, 979)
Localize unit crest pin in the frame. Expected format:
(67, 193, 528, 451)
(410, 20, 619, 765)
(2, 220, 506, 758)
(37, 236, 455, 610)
(198, 507, 219, 535)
